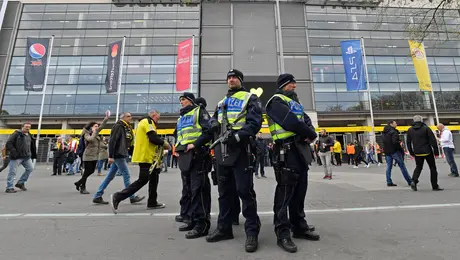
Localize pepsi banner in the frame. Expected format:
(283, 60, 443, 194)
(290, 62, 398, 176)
(24, 38, 50, 91)
(340, 40, 366, 91)
(105, 40, 123, 93)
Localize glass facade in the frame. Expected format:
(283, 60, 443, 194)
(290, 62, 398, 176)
(2, 3, 200, 116)
(306, 5, 460, 112)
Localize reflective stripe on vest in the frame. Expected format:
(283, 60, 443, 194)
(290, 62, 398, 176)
(175, 106, 202, 146)
(217, 91, 252, 130)
(266, 94, 304, 141)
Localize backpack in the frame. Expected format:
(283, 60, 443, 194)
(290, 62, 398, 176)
(76, 135, 86, 158)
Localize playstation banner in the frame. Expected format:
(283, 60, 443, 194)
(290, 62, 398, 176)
(24, 38, 50, 91)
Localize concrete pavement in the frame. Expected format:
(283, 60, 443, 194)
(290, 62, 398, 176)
(0, 159, 459, 259)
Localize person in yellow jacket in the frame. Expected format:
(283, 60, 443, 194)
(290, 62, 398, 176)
(333, 140, 342, 166)
(110, 109, 170, 214)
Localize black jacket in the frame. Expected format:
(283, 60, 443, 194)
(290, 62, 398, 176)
(406, 122, 439, 156)
(318, 135, 334, 153)
(174, 104, 213, 148)
(255, 138, 266, 155)
(108, 120, 133, 159)
(266, 90, 317, 141)
(6, 130, 37, 160)
(211, 87, 263, 144)
(382, 125, 403, 154)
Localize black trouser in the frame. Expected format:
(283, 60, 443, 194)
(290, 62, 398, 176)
(0, 156, 10, 172)
(254, 154, 265, 176)
(53, 156, 65, 175)
(273, 144, 310, 239)
(179, 170, 191, 220)
(115, 163, 160, 207)
(172, 156, 178, 168)
(216, 153, 260, 236)
(347, 154, 354, 165)
(412, 153, 439, 189)
(232, 181, 241, 222)
(355, 154, 368, 166)
(377, 153, 383, 164)
(76, 160, 97, 189)
(335, 153, 342, 166)
(181, 155, 211, 227)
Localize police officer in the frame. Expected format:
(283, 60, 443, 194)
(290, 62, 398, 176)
(110, 109, 170, 213)
(206, 69, 262, 253)
(174, 93, 212, 239)
(266, 73, 320, 253)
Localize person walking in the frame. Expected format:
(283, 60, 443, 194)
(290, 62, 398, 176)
(382, 120, 412, 187)
(5, 122, 36, 193)
(96, 137, 109, 176)
(318, 129, 334, 179)
(74, 112, 109, 194)
(92, 112, 144, 204)
(110, 110, 170, 213)
(437, 123, 459, 177)
(0, 144, 10, 173)
(51, 137, 67, 176)
(353, 140, 369, 168)
(254, 132, 267, 178)
(407, 115, 443, 191)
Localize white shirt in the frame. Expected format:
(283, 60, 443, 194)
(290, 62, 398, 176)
(440, 128, 455, 149)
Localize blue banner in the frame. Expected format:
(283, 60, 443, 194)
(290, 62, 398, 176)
(340, 40, 366, 91)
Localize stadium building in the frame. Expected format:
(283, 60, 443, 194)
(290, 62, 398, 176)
(1, 0, 460, 160)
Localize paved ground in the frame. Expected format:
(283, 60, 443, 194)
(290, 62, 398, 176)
(0, 159, 459, 259)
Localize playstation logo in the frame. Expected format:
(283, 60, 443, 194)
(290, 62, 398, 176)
(345, 46, 357, 55)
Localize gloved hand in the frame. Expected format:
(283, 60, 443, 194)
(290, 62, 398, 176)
(210, 120, 221, 133)
(222, 134, 238, 146)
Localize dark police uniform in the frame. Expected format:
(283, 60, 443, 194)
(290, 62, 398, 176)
(175, 93, 213, 239)
(206, 69, 262, 253)
(266, 73, 320, 253)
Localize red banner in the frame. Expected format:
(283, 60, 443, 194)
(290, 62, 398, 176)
(175, 38, 193, 91)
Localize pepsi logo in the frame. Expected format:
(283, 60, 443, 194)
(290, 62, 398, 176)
(111, 44, 119, 58)
(29, 43, 46, 59)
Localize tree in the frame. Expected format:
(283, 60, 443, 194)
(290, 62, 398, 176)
(326, 104, 344, 112)
(377, 0, 460, 42)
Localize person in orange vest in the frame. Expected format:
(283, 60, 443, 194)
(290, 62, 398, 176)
(375, 143, 383, 165)
(346, 143, 355, 165)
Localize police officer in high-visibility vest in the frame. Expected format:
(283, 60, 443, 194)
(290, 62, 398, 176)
(266, 73, 320, 253)
(174, 92, 213, 239)
(206, 69, 262, 253)
(110, 109, 170, 214)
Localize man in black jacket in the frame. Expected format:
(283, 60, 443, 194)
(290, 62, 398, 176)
(6, 122, 36, 193)
(406, 115, 443, 191)
(382, 120, 412, 187)
(93, 112, 144, 204)
(317, 129, 334, 179)
(254, 133, 267, 178)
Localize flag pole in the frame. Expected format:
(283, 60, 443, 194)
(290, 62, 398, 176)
(0, 0, 9, 31)
(116, 36, 126, 122)
(189, 35, 195, 92)
(35, 35, 54, 158)
(361, 37, 376, 146)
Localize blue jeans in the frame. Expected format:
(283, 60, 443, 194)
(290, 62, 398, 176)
(385, 152, 412, 185)
(7, 158, 34, 189)
(97, 160, 105, 173)
(443, 147, 458, 175)
(94, 158, 134, 199)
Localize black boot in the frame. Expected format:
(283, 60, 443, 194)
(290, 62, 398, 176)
(179, 222, 195, 232)
(130, 195, 145, 204)
(185, 223, 210, 239)
(293, 230, 320, 241)
(80, 187, 90, 194)
(277, 238, 297, 253)
(93, 197, 109, 204)
(410, 182, 417, 191)
(245, 235, 258, 253)
(206, 229, 234, 243)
